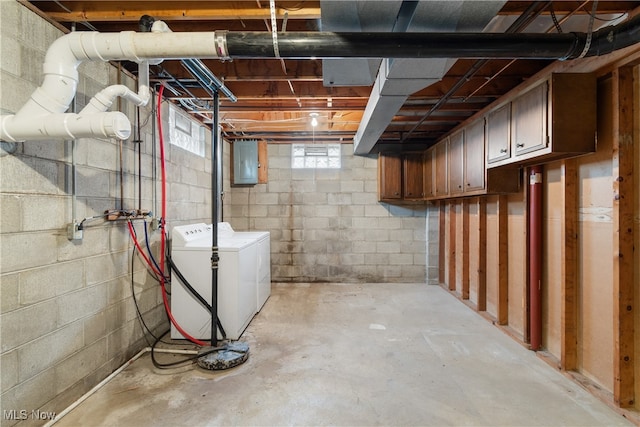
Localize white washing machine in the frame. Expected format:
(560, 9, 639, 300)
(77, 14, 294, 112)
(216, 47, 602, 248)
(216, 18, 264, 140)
(170, 223, 257, 340)
(218, 223, 271, 312)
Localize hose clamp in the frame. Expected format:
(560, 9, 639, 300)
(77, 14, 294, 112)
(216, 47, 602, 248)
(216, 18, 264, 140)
(214, 31, 230, 60)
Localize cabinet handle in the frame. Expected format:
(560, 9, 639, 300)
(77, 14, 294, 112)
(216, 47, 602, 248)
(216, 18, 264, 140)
(395, 192, 400, 196)
(516, 143, 525, 148)
(458, 185, 462, 189)
(500, 148, 508, 153)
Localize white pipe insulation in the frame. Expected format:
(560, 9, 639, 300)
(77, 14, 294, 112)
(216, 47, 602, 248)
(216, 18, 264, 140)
(0, 29, 226, 142)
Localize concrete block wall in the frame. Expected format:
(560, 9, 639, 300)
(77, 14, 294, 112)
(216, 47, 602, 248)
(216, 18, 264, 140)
(0, 2, 212, 424)
(224, 142, 427, 283)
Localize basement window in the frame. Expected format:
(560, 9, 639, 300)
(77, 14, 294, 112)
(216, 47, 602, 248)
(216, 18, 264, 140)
(168, 104, 206, 157)
(291, 144, 341, 169)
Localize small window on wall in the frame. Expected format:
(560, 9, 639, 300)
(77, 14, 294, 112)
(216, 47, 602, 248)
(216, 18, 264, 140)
(168, 104, 205, 157)
(291, 144, 341, 169)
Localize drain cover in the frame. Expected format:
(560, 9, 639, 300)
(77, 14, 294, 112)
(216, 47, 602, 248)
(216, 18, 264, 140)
(197, 342, 250, 370)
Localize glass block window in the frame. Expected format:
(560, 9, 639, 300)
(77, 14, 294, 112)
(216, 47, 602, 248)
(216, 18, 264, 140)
(291, 144, 341, 169)
(168, 104, 206, 157)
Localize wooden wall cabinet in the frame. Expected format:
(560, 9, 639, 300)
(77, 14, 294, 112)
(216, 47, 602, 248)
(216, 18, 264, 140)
(434, 142, 448, 197)
(378, 153, 402, 201)
(487, 73, 597, 168)
(423, 147, 434, 199)
(464, 119, 486, 192)
(428, 119, 519, 200)
(403, 154, 424, 200)
(448, 130, 465, 195)
(378, 152, 427, 203)
(447, 121, 487, 196)
(377, 73, 592, 203)
(486, 103, 511, 164)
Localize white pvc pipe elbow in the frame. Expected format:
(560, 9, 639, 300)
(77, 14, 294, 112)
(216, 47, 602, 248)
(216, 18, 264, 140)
(80, 83, 149, 115)
(0, 25, 228, 142)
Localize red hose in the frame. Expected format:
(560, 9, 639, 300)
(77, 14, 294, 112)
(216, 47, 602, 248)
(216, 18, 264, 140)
(156, 86, 207, 347)
(128, 221, 162, 277)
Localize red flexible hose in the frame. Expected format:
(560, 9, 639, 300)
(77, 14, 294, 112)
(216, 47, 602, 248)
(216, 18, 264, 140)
(156, 86, 207, 347)
(127, 221, 162, 277)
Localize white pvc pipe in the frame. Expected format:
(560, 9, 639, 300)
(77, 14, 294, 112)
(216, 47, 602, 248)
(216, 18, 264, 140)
(1, 111, 132, 141)
(80, 85, 148, 115)
(43, 346, 199, 426)
(0, 29, 224, 142)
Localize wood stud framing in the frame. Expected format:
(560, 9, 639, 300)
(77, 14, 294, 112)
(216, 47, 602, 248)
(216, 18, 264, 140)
(611, 65, 635, 408)
(461, 199, 470, 300)
(477, 197, 487, 312)
(434, 61, 639, 414)
(497, 195, 509, 326)
(448, 201, 457, 292)
(560, 159, 578, 371)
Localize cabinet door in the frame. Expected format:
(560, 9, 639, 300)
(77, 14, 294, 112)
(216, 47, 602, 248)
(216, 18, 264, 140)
(378, 153, 402, 200)
(434, 141, 448, 197)
(464, 119, 485, 191)
(487, 103, 510, 163)
(512, 81, 548, 155)
(403, 154, 424, 199)
(448, 130, 464, 195)
(423, 148, 434, 199)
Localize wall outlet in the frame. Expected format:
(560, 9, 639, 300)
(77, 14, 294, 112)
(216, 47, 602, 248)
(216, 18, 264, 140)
(67, 222, 83, 241)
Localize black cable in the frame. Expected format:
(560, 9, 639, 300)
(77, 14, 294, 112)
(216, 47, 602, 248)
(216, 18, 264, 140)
(165, 253, 228, 339)
(166, 255, 212, 312)
(129, 223, 167, 283)
(131, 244, 181, 346)
(151, 330, 227, 369)
(131, 244, 158, 347)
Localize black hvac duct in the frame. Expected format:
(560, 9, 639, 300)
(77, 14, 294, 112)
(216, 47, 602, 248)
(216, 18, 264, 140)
(223, 13, 640, 60)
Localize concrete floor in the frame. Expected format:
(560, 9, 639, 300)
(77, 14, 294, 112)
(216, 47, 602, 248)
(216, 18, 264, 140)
(56, 283, 632, 426)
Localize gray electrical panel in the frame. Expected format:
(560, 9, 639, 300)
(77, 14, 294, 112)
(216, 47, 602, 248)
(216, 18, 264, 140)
(233, 140, 258, 185)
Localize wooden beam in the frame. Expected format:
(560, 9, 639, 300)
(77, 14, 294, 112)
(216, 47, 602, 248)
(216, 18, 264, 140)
(497, 194, 508, 325)
(42, 2, 321, 22)
(461, 199, 470, 300)
(611, 65, 635, 408)
(477, 197, 487, 312)
(561, 159, 578, 371)
(448, 201, 457, 292)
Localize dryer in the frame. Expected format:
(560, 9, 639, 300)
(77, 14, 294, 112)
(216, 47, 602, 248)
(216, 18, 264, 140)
(218, 223, 271, 312)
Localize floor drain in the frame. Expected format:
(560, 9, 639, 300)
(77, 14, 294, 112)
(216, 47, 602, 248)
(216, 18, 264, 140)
(197, 341, 249, 370)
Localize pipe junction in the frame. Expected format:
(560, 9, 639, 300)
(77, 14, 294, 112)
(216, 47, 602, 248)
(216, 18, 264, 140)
(1, 13, 638, 142)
